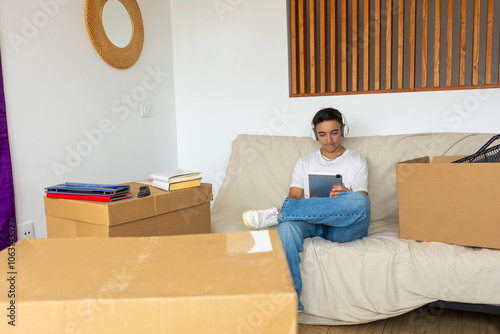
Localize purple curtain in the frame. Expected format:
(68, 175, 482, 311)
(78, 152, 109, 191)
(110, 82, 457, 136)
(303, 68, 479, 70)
(0, 50, 16, 251)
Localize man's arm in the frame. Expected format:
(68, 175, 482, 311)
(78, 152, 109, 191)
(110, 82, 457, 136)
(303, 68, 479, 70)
(288, 187, 304, 200)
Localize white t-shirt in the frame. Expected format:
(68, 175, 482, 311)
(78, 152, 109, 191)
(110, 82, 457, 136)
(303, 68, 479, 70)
(290, 149, 368, 198)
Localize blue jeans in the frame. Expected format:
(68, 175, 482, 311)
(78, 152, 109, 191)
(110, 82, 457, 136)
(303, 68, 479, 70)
(277, 192, 371, 312)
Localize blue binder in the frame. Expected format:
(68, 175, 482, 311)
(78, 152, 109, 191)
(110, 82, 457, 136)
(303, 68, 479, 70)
(44, 182, 130, 196)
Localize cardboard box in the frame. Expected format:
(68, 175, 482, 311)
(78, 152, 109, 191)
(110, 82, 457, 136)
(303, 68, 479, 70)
(0, 231, 297, 333)
(396, 156, 500, 249)
(45, 182, 213, 238)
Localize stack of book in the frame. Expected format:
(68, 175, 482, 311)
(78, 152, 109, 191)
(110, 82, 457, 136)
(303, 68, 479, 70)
(45, 183, 132, 202)
(151, 169, 202, 191)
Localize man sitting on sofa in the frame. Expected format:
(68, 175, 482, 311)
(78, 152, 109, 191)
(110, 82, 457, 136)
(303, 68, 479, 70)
(242, 107, 371, 312)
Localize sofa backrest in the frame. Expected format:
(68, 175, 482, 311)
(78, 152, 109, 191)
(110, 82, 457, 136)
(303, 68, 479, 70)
(212, 133, 494, 224)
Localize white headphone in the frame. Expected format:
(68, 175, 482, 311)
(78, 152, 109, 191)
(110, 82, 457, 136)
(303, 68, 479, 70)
(311, 110, 349, 140)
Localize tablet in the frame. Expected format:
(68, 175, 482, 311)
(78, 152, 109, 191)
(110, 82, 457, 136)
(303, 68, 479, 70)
(308, 172, 343, 197)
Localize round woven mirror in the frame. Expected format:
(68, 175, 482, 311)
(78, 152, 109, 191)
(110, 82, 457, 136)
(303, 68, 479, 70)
(85, 0, 144, 69)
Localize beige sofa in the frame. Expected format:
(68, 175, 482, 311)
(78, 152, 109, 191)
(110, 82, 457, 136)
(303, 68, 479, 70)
(211, 133, 500, 325)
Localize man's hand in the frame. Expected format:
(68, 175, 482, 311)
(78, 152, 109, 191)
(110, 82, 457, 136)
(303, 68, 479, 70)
(329, 183, 350, 197)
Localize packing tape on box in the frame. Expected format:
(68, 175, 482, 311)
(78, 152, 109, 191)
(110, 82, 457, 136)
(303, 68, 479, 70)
(226, 230, 273, 255)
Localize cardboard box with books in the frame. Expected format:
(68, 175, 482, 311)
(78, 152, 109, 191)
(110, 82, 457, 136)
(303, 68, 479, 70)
(45, 181, 212, 238)
(0, 231, 297, 334)
(396, 155, 500, 249)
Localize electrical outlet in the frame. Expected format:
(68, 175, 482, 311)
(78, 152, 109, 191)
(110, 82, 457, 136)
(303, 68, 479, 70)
(140, 104, 153, 117)
(19, 221, 35, 239)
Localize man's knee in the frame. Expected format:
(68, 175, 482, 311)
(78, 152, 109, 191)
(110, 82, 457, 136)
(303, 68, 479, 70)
(278, 221, 307, 242)
(329, 220, 369, 243)
(278, 221, 306, 253)
(277, 221, 294, 237)
(350, 192, 371, 214)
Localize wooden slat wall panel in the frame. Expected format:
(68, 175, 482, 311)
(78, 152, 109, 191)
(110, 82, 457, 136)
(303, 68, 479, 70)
(330, 0, 337, 92)
(289, 0, 500, 96)
(290, 0, 298, 94)
(409, 0, 416, 89)
(385, 0, 393, 90)
(422, 0, 429, 88)
(434, 0, 441, 87)
(341, 0, 348, 92)
(320, 0, 327, 92)
(446, 0, 454, 86)
(459, 0, 467, 86)
(363, 0, 370, 91)
(472, 0, 480, 85)
(374, 0, 381, 90)
(397, 0, 404, 89)
(309, 0, 316, 93)
(352, 0, 359, 92)
(298, 0, 306, 94)
(485, 0, 494, 85)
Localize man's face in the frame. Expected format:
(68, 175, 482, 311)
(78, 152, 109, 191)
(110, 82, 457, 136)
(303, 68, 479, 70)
(315, 120, 342, 154)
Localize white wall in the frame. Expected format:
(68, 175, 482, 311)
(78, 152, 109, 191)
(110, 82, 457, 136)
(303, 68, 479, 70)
(1, 0, 499, 239)
(170, 0, 500, 198)
(0, 0, 178, 238)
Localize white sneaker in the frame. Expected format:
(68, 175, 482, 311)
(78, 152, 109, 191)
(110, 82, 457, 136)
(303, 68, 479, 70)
(242, 208, 279, 230)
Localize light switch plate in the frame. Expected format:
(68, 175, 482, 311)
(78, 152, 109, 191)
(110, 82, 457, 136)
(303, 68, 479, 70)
(141, 104, 153, 117)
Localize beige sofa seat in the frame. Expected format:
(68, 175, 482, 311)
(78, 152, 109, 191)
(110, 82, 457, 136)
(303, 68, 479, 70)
(211, 133, 500, 325)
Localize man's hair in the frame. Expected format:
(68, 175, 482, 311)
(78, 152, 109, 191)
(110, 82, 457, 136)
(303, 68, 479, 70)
(312, 107, 343, 128)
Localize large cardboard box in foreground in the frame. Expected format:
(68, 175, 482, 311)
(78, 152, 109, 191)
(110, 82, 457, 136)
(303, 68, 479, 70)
(396, 156, 500, 249)
(45, 182, 213, 237)
(0, 231, 297, 333)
